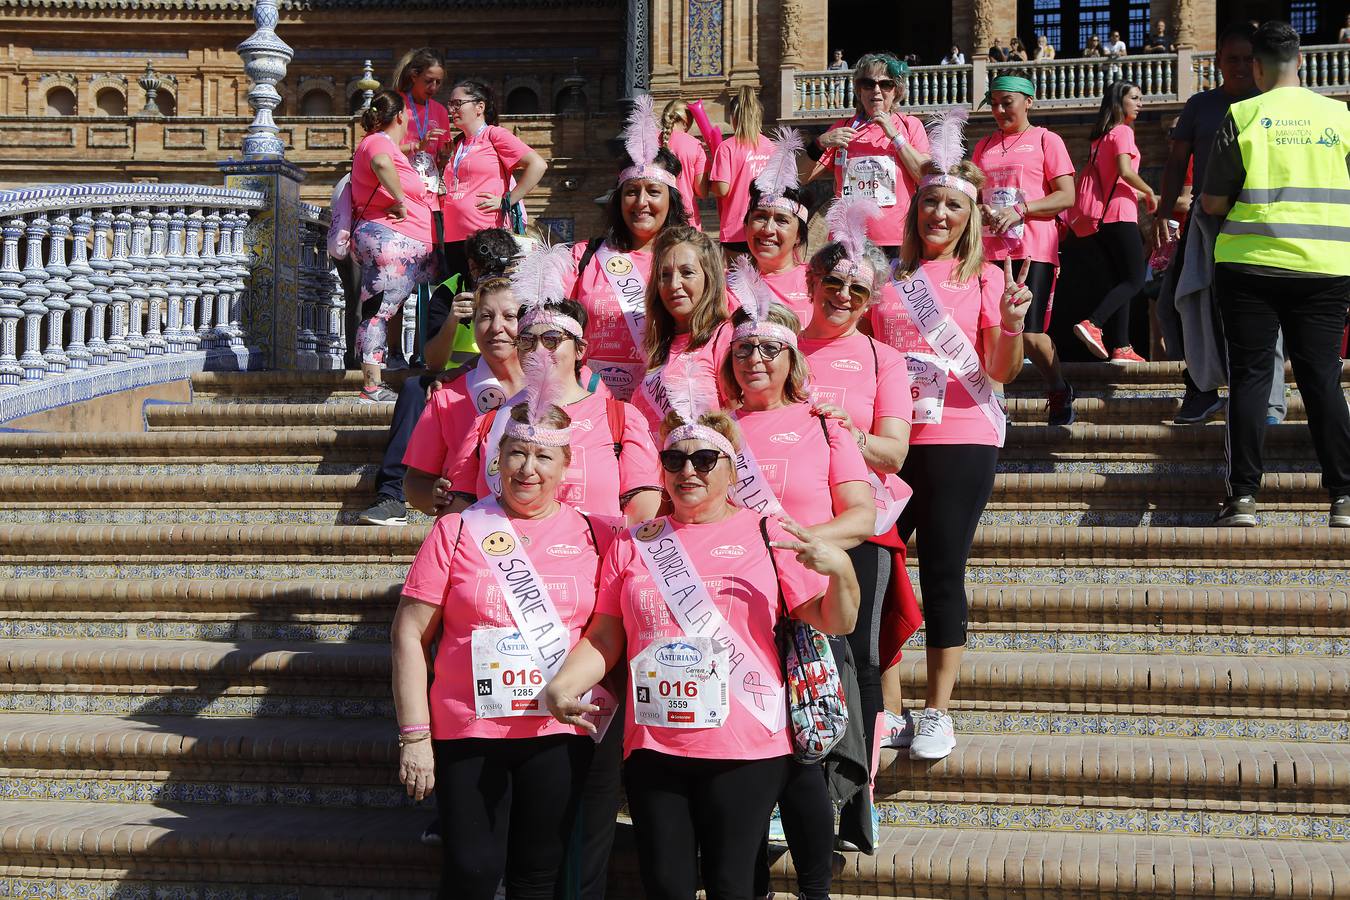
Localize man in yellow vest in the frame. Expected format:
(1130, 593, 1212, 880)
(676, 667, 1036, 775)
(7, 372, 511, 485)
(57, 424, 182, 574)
(1201, 20, 1350, 528)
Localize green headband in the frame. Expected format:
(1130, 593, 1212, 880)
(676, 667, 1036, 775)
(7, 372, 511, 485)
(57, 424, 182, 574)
(979, 75, 1036, 108)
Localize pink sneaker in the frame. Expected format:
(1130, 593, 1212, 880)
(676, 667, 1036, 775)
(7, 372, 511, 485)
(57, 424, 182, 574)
(1074, 320, 1109, 360)
(1110, 345, 1146, 363)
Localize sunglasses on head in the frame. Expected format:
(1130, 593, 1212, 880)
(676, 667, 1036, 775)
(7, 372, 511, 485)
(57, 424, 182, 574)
(659, 448, 729, 474)
(821, 275, 873, 305)
(732, 340, 788, 361)
(856, 77, 897, 92)
(516, 330, 573, 351)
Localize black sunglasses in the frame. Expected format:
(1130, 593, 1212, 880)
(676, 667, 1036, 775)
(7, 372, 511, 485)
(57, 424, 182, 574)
(856, 77, 897, 91)
(732, 340, 788, 361)
(659, 448, 729, 474)
(516, 330, 573, 351)
(821, 275, 873, 305)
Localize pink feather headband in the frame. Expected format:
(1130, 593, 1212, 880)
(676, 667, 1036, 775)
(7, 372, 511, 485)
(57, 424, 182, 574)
(919, 173, 979, 202)
(619, 164, 678, 189)
(726, 255, 798, 348)
(754, 195, 808, 222)
(664, 423, 737, 462)
(919, 107, 977, 202)
(751, 126, 806, 221)
(503, 419, 572, 448)
(732, 320, 799, 347)
(502, 348, 572, 449)
(617, 94, 677, 189)
(520, 309, 583, 339)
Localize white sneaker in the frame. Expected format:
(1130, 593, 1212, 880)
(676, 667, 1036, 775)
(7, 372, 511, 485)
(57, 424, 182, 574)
(879, 710, 913, 749)
(908, 708, 956, 760)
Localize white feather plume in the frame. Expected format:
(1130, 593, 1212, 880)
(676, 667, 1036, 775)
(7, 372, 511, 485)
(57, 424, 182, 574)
(521, 347, 566, 427)
(753, 126, 804, 200)
(825, 195, 882, 265)
(622, 94, 661, 170)
(926, 106, 970, 175)
(511, 240, 574, 314)
(726, 254, 774, 326)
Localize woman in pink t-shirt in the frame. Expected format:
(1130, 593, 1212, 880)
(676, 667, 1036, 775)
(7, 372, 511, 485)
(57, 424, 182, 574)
(743, 183, 812, 325)
(391, 48, 451, 187)
(660, 99, 709, 229)
(393, 372, 619, 899)
(972, 77, 1078, 424)
(634, 226, 732, 436)
(403, 277, 525, 517)
(812, 53, 932, 254)
(563, 145, 691, 401)
(1071, 81, 1159, 362)
(349, 91, 438, 402)
(544, 410, 859, 900)
(446, 298, 662, 524)
(708, 86, 775, 251)
(439, 80, 547, 278)
(871, 156, 1032, 763)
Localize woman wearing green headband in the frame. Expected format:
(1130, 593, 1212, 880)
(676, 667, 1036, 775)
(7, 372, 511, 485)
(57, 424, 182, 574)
(971, 76, 1078, 425)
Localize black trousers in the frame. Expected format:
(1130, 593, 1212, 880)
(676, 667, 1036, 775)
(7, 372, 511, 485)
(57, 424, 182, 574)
(556, 694, 625, 900)
(374, 373, 435, 503)
(896, 444, 999, 648)
(753, 759, 835, 900)
(433, 734, 595, 900)
(1086, 221, 1148, 349)
(1215, 264, 1350, 499)
(624, 750, 790, 900)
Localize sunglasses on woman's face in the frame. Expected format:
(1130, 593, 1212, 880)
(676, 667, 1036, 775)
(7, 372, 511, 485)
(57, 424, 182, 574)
(516, 330, 572, 351)
(731, 340, 788, 361)
(856, 77, 897, 92)
(659, 448, 728, 474)
(821, 275, 872, 305)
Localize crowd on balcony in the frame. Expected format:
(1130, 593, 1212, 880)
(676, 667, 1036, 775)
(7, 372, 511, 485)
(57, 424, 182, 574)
(318, 19, 1349, 900)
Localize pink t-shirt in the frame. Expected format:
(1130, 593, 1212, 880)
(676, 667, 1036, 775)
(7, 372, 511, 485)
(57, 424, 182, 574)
(402, 503, 619, 740)
(868, 258, 1003, 446)
(594, 509, 827, 759)
(709, 135, 774, 243)
(440, 124, 533, 242)
(800, 331, 913, 432)
(823, 113, 930, 247)
(403, 369, 489, 477)
(733, 401, 870, 527)
(760, 264, 812, 326)
(632, 321, 733, 437)
(666, 129, 708, 229)
(451, 391, 659, 517)
(351, 131, 435, 244)
(1093, 123, 1141, 225)
(971, 126, 1076, 264)
(399, 94, 453, 161)
(563, 241, 653, 400)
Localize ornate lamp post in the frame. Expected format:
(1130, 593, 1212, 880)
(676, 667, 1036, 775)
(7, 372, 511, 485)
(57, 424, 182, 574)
(357, 59, 380, 113)
(236, 0, 293, 160)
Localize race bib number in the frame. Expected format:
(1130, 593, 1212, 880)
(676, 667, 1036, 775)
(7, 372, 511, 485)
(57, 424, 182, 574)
(982, 167, 1025, 242)
(471, 626, 550, 718)
(412, 151, 440, 195)
(844, 155, 897, 207)
(905, 352, 949, 425)
(630, 636, 729, 729)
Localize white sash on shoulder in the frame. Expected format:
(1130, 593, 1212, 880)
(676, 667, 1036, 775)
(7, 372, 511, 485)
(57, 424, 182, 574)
(630, 518, 787, 733)
(728, 423, 786, 517)
(891, 267, 1007, 447)
(464, 359, 508, 415)
(593, 245, 649, 397)
(481, 393, 526, 497)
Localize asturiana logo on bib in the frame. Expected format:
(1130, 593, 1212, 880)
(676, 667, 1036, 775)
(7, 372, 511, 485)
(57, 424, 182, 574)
(710, 544, 745, 559)
(495, 632, 532, 657)
(769, 431, 802, 444)
(830, 359, 863, 372)
(655, 642, 704, 667)
(547, 544, 582, 558)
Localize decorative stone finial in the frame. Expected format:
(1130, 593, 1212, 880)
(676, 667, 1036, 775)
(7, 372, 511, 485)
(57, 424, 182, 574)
(356, 59, 380, 113)
(236, 0, 294, 159)
(136, 61, 163, 118)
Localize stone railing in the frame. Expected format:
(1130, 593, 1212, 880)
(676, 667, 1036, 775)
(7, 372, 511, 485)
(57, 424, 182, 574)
(989, 55, 1177, 106)
(0, 183, 265, 415)
(296, 202, 346, 371)
(792, 65, 974, 119)
(1193, 44, 1350, 94)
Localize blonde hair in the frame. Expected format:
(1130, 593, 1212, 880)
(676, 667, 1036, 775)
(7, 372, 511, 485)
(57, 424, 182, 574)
(658, 410, 742, 454)
(718, 305, 810, 405)
(661, 99, 692, 147)
(728, 86, 762, 148)
(896, 159, 988, 285)
(643, 226, 729, 370)
(391, 48, 444, 94)
(473, 276, 514, 309)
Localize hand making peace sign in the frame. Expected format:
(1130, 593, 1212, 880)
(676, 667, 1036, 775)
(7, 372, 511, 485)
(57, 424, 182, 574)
(1000, 258, 1034, 334)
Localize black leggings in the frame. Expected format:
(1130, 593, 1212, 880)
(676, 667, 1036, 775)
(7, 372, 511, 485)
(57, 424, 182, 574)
(624, 749, 790, 900)
(844, 541, 891, 748)
(434, 734, 595, 900)
(753, 760, 835, 900)
(1085, 221, 1147, 348)
(896, 443, 998, 648)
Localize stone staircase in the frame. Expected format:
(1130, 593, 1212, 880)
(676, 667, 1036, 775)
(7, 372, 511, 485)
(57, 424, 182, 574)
(0, 363, 1346, 898)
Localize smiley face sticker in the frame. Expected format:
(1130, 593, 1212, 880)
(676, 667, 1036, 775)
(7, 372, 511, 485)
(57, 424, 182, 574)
(635, 520, 665, 542)
(476, 386, 505, 412)
(605, 255, 634, 276)
(481, 531, 516, 556)
(487, 455, 501, 477)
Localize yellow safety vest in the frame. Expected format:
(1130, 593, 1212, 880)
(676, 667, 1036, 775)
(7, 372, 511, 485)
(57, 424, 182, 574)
(1214, 86, 1350, 277)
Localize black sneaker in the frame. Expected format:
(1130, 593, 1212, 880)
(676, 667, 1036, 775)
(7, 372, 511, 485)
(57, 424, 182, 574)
(1046, 382, 1076, 426)
(1175, 387, 1224, 425)
(358, 497, 407, 526)
(1332, 496, 1350, 528)
(420, 817, 441, 847)
(1213, 495, 1257, 527)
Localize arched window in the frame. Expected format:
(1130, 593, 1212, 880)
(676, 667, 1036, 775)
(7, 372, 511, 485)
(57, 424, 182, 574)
(155, 89, 176, 116)
(45, 86, 77, 116)
(301, 89, 334, 116)
(95, 88, 127, 117)
(505, 86, 540, 115)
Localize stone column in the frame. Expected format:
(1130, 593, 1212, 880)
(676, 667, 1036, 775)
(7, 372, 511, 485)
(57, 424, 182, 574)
(622, 0, 651, 99)
(778, 0, 804, 122)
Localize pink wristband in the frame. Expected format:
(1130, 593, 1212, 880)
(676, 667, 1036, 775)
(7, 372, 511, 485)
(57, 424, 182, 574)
(1001, 323, 1024, 337)
(399, 724, 431, 734)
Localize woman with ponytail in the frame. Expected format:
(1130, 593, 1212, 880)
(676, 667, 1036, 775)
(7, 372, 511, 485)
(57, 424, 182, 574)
(350, 90, 438, 402)
(391, 48, 450, 187)
(708, 86, 774, 254)
(660, 99, 709, 230)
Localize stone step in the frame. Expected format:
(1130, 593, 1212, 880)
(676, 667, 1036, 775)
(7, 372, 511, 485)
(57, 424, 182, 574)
(145, 401, 392, 430)
(0, 714, 409, 809)
(189, 369, 369, 404)
(1006, 395, 1313, 425)
(0, 640, 394, 719)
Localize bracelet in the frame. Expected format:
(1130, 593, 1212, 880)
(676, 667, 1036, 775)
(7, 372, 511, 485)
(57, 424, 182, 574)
(890, 134, 908, 152)
(399, 723, 431, 735)
(1001, 323, 1024, 337)
(1013, 200, 1028, 220)
(854, 428, 868, 450)
(398, 732, 431, 747)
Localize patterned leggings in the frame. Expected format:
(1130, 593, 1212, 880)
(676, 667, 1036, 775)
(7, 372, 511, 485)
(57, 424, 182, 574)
(351, 219, 435, 366)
